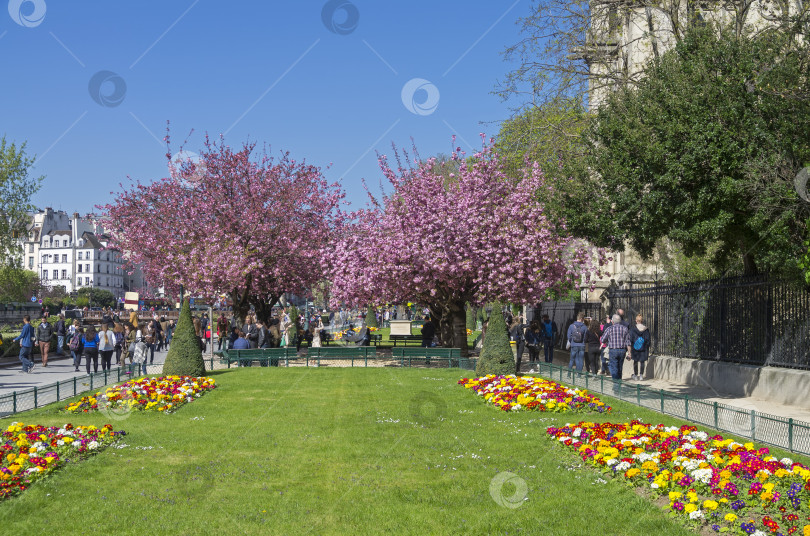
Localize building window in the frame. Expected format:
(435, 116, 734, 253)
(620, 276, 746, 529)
(62, 254, 68, 263)
(43, 271, 48, 280)
(53, 270, 58, 279)
(28, 257, 33, 268)
(85, 277, 90, 285)
(28, 244, 33, 253)
(85, 264, 90, 273)
(97, 265, 100, 273)
(61, 270, 67, 279)
(78, 252, 83, 260)
(63, 240, 68, 247)
(78, 264, 83, 273)
(106, 265, 109, 273)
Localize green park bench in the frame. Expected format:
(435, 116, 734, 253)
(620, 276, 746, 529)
(391, 347, 462, 366)
(389, 334, 422, 346)
(307, 346, 377, 366)
(222, 348, 298, 367)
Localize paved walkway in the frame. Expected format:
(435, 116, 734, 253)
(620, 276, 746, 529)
(541, 349, 810, 423)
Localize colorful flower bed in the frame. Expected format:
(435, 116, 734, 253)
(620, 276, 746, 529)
(458, 375, 611, 413)
(547, 420, 810, 535)
(1, 422, 126, 501)
(64, 376, 217, 414)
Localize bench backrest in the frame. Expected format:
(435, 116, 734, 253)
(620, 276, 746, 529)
(225, 348, 297, 359)
(310, 346, 376, 358)
(391, 348, 461, 358)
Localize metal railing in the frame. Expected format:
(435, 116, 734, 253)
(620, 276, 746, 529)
(0, 355, 478, 419)
(529, 361, 810, 456)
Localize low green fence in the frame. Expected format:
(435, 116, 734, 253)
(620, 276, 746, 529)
(529, 361, 810, 456)
(0, 358, 219, 419)
(0, 354, 478, 418)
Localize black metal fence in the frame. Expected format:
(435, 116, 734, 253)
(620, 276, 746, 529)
(605, 274, 810, 370)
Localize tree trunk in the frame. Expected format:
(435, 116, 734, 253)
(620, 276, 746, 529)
(447, 300, 469, 357)
(251, 294, 280, 325)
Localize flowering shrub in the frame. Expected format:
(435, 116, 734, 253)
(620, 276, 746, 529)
(1, 422, 126, 501)
(547, 420, 810, 535)
(458, 375, 611, 413)
(64, 376, 217, 414)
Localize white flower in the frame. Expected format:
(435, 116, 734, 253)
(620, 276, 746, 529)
(573, 428, 582, 437)
(780, 457, 793, 467)
(650, 483, 659, 489)
(690, 468, 713, 484)
(753, 531, 767, 536)
(616, 461, 631, 471)
(606, 458, 618, 466)
(688, 510, 704, 520)
(87, 441, 99, 450)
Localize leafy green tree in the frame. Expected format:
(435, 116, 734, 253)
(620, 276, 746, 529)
(364, 306, 378, 328)
(475, 302, 515, 376)
(0, 137, 43, 264)
(162, 299, 206, 377)
(0, 265, 39, 303)
(581, 25, 810, 276)
(77, 287, 116, 308)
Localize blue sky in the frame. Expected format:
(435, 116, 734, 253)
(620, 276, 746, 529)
(1, 0, 531, 213)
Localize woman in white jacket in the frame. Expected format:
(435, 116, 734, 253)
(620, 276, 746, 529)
(98, 323, 117, 372)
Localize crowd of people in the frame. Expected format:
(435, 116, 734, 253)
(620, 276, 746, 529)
(503, 308, 651, 380)
(11, 308, 178, 376)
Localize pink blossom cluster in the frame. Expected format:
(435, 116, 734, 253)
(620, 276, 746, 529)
(327, 140, 606, 309)
(99, 134, 345, 305)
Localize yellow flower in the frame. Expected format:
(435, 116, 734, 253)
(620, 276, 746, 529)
(702, 500, 718, 511)
(724, 513, 737, 522)
(684, 503, 697, 514)
(668, 491, 682, 501)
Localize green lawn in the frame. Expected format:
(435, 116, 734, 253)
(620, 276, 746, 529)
(3, 368, 803, 535)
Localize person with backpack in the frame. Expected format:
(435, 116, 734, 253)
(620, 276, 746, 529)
(583, 318, 601, 375)
(628, 314, 651, 380)
(524, 321, 542, 367)
(566, 312, 588, 372)
(113, 323, 125, 365)
(55, 314, 67, 356)
(69, 326, 84, 372)
(539, 314, 557, 363)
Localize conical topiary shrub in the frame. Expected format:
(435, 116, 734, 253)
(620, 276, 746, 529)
(466, 304, 475, 331)
(364, 306, 378, 328)
(475, 302, 515, 377)
(162, 298, 206, 377)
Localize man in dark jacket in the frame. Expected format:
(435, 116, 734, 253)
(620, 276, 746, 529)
(421, 317, 436, 348)
(55, 314, 66, 356)
(36, 318, 54, 367)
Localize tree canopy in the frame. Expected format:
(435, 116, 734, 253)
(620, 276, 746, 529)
(327, 142, 605, 355)
(579, 24, 810, 275)
(100, 134, 345, 322)
(0, 136, 43, 264)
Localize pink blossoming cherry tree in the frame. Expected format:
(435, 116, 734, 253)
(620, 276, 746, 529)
(327, 141, 604, 356)
(100, 134, 345, 322)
